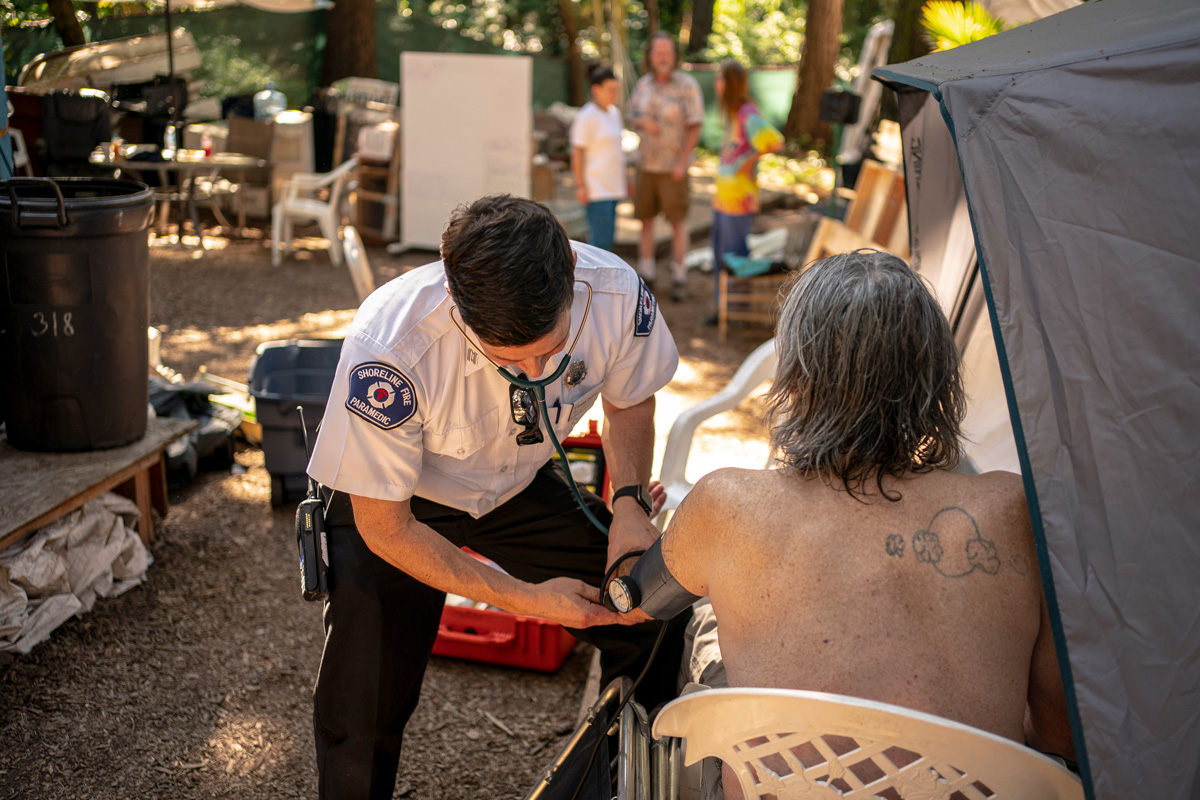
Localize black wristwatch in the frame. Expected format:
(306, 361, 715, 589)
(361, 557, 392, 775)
(613, 484, 653, 516)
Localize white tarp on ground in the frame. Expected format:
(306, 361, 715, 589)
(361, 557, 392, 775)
(0, 493, 151, 654)
(874, 1, 1200, 798)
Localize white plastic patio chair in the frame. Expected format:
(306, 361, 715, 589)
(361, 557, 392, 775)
(652, 688, 1084, 800)
(341, 225, 376, 304)
(271, 155, 359, 266)
(9, 128, 34, 176)
(655, 338, 777, 530)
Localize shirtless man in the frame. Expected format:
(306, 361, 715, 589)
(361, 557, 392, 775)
(658, 250, 1074, 793)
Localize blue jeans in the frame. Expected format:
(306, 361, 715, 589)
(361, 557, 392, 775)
(586, 199, 618, 252)
(710, 210, 753, 306)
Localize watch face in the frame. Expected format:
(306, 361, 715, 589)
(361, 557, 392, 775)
(608, 579, 634, 613)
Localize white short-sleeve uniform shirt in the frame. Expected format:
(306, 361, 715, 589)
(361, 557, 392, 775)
(308, 242, 679, 518)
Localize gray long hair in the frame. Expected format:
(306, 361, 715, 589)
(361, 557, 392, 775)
(766, 250, 965, 500)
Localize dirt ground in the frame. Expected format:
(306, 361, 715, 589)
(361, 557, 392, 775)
(0, 205, 796, 799)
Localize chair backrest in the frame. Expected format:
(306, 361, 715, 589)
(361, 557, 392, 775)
(10, 128, 34, 175)
(332, 77, 399, 108)
(40, 89, 112, 165)
(655, 338, 777, 529)
(341, 225, 376, 303)
(652, 688, 1084, 800)
(805, 160, 909, 264)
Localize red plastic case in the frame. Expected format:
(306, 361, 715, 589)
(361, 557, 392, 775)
(432, 605, 577, 672)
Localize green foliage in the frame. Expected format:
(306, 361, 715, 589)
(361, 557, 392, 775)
(920, 0, 1004, 51)
(701, 0, 805, 65)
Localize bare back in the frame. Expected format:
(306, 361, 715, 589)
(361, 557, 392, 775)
(665, 466, 1044, 743)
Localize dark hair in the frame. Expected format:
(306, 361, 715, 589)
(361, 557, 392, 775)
(643, 31, 680, 74)
(717, 60, 749, 123)
(588, 64, 616, 87)
(440, 195, 575, 347)
(766, 250, 966, 500)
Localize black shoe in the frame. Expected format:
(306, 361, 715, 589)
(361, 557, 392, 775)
(670, 279, 688, 303)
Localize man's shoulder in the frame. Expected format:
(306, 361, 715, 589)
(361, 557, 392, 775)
(689, 467, 789, 514)
(671, 70, 701, 89)
(573, 242, 640, 295)
(346, 262, 453, 371)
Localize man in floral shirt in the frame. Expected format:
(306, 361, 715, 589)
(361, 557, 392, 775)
(628, 31, 705, 302)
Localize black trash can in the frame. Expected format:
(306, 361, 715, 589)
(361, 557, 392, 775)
(0, 177, 155, 451)
(248, 338, 344, 506)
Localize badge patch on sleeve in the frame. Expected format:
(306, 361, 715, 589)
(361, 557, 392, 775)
(634, 278, 658, 337)
(346, 362, 417, 430)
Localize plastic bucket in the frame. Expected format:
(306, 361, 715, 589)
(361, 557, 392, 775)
(1, 177, 155, 451)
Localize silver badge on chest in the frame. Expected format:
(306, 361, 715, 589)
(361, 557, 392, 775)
(564, 359, 588, 387)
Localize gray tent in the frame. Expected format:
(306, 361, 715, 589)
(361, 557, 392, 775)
(874, 1, 1200, 798)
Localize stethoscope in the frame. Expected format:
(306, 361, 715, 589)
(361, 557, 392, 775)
(449, 280, 610, 536)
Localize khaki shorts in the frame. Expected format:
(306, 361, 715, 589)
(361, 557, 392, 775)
(634, 169, 690, 223)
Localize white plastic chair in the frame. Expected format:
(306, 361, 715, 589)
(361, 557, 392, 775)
(655, 338, 777, 530)
(652, 688, 1084, 800)
(9, 128, 34, 176)
(271, 156, 359, 266)
(332, 77, 400, 107)
(341, 225, 376, 303)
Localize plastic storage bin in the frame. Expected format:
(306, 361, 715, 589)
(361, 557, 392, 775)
(248, 338, 343, 506)
(432, 605, 577, 673)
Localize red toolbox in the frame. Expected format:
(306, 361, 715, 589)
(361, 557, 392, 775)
(429, 420, 605, 672)
(432, 605, 577, 672)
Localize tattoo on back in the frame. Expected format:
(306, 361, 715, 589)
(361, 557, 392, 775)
(884, 506, 1017, 578)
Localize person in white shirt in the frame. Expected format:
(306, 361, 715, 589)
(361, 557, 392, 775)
(306, 194, 688, 800)
(571, 65, 626, 252)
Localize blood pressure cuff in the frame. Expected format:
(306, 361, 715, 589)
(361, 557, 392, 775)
(629, 536, 702, 620)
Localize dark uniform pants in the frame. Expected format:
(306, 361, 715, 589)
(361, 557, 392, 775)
(313, 461, 689, 800)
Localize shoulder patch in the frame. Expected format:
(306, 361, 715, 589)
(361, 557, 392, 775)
(345, 362, 418, 430)
(634, 278, 658, 337)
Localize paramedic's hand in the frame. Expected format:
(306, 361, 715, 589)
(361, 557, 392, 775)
(528, 577, 638, 628)
(606, 505, 660, 577)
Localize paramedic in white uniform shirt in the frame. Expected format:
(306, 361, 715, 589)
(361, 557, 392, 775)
(307, 194, 688, 800)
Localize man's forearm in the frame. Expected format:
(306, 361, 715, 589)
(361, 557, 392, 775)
(352, 494, 532, 611)
(601, 395, 656, 493)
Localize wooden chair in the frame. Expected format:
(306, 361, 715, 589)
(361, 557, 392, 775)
(717, 222, 815, 344)
(804, 159, 908, 263)
(715, 161, 909, 344)
(653, 688, 1084, 800)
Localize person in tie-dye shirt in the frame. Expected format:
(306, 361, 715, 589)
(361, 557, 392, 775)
(706, 61, 784, 323)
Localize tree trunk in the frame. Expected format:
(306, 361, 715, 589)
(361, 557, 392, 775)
(46, 0, 87, 48)
(644, 0, 660, 38)
(784, 0, 845, 147)
(558, 0, 585, 107)
(320, 0, 377, 87)
(685, 0, 713, 55)
(880, 0, 932, 120)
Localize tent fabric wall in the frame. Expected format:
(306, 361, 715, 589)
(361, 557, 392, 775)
(875, 1, 1200, 798)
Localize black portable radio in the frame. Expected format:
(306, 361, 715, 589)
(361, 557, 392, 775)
(295, 406, 329, 601)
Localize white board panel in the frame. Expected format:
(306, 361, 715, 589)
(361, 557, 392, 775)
(401, 52, 532, 250)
